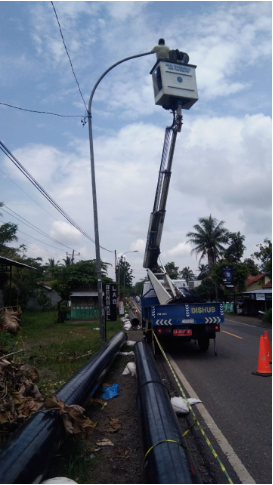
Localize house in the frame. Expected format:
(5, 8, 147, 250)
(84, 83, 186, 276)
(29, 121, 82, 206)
(245, 273, 271, 291)
(70, 290, 101, 319)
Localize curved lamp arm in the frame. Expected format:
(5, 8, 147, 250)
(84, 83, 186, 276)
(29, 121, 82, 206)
(88, 51, 153, 113)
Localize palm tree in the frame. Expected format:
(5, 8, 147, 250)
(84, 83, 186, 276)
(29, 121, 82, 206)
(45, 258, 60, 278)
(62, 256, 72, 267)
(197, 263, 210, 280)
(180, 266, 195, 286)
(186, 215, 228, 268)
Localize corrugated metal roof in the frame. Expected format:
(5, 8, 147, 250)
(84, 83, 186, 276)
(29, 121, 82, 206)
(71, 292, 99, 297)
(0, 256, 36, 270)
(242, 289, 272, 294)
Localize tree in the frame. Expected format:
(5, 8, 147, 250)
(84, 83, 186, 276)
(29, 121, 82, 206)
(52, 259, 113, 322)
(251, 238, 272, 279)
(62, 256, 72, 267)
(132, 278, 148, 296)
(194, 278, 224, 301)
(224, 231, 246, 263)
(197, 263, 210, 280)
(44, 258, 60, 278)
(180, 266, 195, 285)
(186, 215, 229, 267)
(0, 222, 18, 258)
(211, 260, 249, 293)
(165, 262, 179, 279)
(243, 258, 259, 276)
(117, 257, 134, 297)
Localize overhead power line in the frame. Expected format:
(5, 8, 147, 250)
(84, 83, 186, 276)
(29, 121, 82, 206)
(2, 206, 75, 251)
(0, 140, 113, 253)
(0, 102, 84, 119)
(50, 1, 88, 112)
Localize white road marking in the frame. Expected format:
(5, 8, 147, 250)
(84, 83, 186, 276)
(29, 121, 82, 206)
(167, 353, 256, 484)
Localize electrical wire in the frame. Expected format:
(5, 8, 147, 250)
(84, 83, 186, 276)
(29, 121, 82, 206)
(2, 206, 75, 251)
(0, 102, 84, 119)
(50, 1, 88, 112)
(0, 140, 113, 253)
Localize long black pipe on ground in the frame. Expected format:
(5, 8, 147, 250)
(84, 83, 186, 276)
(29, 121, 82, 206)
(128, 308, 140, 327)
(0, 331, 127, 484)
(134, 341, 200, 484)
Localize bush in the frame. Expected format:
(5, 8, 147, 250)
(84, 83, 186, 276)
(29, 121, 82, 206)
(262, 308, 272, 324)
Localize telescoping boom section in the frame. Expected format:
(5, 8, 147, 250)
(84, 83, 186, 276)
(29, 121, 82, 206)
(143, 106, 182, 270)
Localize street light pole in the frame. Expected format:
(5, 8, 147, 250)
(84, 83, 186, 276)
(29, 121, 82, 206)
(87, 51, 152, 341)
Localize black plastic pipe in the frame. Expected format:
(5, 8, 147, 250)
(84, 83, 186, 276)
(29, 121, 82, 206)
(128, 308, 140, 327)
(134, 341, 200, 484)
(0, 331, 127, 484)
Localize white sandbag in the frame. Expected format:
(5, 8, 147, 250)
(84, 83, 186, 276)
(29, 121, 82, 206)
(42, 478, 78, 484)
(126, 340, 136, 347)
(188, 398, 202, 406)
(119, 351, 134, 356)
(171, 396, 189, 415)
(93, 328, 100, 331)
(125, 313, 129, 318)
(122, 362, 136, 376)
(123, 322, 132, 331)
(171, 396, 202, 415)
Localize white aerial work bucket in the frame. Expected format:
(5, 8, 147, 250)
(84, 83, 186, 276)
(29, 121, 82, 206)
(150, 59, 198, 110)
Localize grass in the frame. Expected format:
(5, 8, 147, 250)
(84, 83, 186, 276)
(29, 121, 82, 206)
(2, 309, 124, 394)
(1, 310, 125, 481)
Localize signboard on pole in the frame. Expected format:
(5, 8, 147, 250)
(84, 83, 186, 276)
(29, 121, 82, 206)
(119, 301, 124, 315)
(222, 265, 234, 287)
(104, 284, 117, 322)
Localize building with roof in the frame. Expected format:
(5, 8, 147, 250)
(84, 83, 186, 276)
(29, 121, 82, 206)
(70, 290, 101, 319)
(239, 288, 272, 316)
(245, 273, 270, 291)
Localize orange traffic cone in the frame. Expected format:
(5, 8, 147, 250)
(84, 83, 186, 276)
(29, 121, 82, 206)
(252, 336, 272, 377)
(263, 331, 272, 364)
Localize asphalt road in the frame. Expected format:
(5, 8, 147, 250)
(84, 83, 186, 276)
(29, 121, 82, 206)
(166, 318, 272, 484)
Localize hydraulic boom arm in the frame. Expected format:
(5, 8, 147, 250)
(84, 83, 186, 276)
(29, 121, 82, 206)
(143, 105, 182, 270)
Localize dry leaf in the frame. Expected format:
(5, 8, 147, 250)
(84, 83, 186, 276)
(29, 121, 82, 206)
(108, 418, 122, 432)
(96, 438, 114, 447)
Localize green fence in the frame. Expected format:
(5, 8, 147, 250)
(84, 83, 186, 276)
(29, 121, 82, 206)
(72, 307, 99, 319)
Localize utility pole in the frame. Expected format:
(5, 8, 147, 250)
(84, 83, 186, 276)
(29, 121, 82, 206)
(66, 250, 80, 264)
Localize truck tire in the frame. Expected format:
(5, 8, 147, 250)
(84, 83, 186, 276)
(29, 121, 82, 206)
(198, 337, 210, 352)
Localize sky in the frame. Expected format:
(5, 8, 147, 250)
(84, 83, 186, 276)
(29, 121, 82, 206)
(0, 0, 272, 284)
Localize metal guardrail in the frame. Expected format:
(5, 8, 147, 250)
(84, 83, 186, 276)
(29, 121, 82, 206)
(0, 331, 127, 484)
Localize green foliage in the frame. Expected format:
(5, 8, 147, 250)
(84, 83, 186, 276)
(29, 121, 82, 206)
(197, 264, 210, 280)
(224, 231, 246, 263)
(243, 258, 259, 276)
(52, 260, 113, 301)
(165, 262, 180, 279)
(211, 260, 249, 293)
(37, 291, 51, 311)
(117, 256, 134, 296)
(180, 266, 195, 284)
(0, 330, 14, 349)
(193, 278, 225, 301)
(262, 308, 272, 324)
(132, 278, 148, 296)
(186, 214, 229, 267)
(252, 238, 272, 279)
(0, 222, 18, 258)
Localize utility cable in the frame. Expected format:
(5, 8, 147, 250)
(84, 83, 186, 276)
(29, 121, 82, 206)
(50, 1, 88, 112)
(0, 102, 84, 119)
(0, 141, 113, 253)
(2, 206, 75, 251)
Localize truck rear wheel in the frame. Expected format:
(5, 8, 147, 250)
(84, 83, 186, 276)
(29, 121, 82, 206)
(198, 337, 210, 352)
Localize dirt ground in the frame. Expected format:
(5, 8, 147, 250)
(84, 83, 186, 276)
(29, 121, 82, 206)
(79, 329, 220, 485)
(84, 330, 144, 484)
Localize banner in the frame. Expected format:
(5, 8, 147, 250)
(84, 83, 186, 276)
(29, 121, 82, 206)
(222, 265, 234, 287)
(104, 284, 117, 322)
